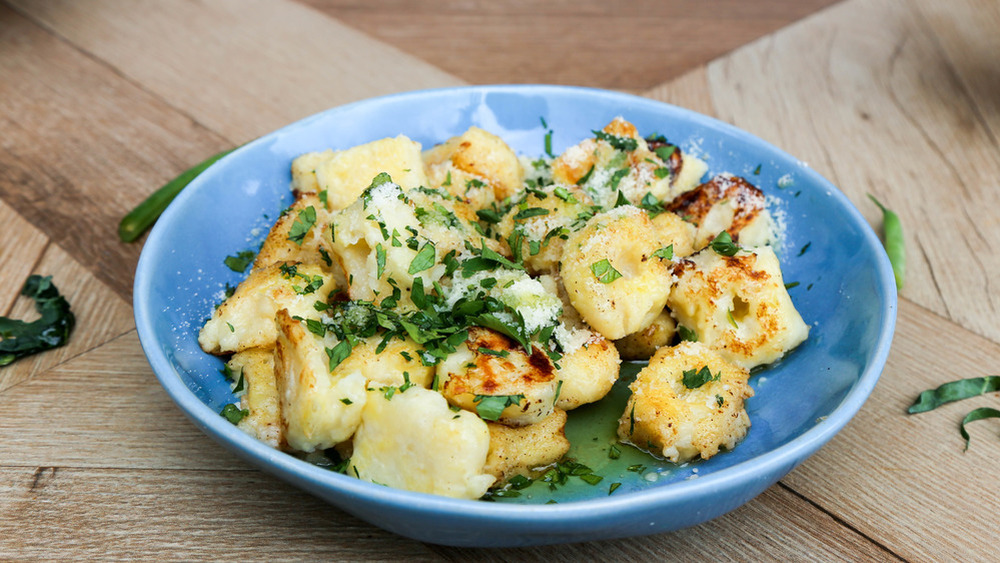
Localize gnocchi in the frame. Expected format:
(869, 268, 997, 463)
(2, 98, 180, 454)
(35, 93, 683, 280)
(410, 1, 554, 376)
(201, 116, 809, 499)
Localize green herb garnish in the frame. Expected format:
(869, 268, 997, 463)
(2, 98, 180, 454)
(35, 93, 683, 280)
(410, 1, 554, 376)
(907, 376, 1000, 414)
(709, 231, 741, 256)
(0, 275, 75, 367)
(590, 259, 622, 284)
(224, 250, 255, 273)
(473, 394, 525, 421)
(287, 205, 317, 245)
(220, 403, 248, 424)
(682, 366, 720, 389)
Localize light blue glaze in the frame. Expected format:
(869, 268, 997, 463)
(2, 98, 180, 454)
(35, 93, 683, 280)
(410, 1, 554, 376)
(133, 85, 896, 547)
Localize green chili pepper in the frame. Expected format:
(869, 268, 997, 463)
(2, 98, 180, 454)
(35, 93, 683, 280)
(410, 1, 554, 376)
(118, 147, 236, 242)
(868, 194, 905, 290)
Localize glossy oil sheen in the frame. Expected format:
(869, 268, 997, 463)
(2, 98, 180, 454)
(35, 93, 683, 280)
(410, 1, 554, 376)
(133, 85, 896, 547)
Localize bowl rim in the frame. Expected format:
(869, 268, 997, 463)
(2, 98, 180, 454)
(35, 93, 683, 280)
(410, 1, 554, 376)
(133, 84, 897, 525)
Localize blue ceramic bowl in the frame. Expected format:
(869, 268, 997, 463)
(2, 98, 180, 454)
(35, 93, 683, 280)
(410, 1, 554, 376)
(134, 85, 896, 547)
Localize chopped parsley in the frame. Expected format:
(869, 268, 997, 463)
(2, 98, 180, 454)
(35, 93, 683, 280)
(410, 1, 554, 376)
(287, 205, 317, 245)
(682, 365, 721, 389)
(590, 259, 623, 284)
(224, 250, 255, 273)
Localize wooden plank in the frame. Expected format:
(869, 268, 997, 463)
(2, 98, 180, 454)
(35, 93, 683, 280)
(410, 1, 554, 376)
(0, 4, 230, 301)
(300, 0, 842, 91)
(644, 66, 718, 118)
(0, 466, 440, 560)
(0, 200, 48, 315)
(912, 0, 1000, 146)
(433, 485, 897, 560)
(0, 331, 247, 471)
(0, 242, 133, 394)
(699, 0, 1000, 343)
(781, 298, 1000, 562)
(11, 0, 465, 144)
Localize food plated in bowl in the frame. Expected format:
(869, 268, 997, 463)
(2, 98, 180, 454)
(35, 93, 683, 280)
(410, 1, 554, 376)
(133, 85, 896, 546)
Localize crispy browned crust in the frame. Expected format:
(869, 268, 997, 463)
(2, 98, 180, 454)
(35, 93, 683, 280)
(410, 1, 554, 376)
(665, 174, 766, 239)
(443, 327, 556, 403)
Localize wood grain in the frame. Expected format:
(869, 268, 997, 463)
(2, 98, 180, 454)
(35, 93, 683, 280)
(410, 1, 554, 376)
(11, 0, 465, 144)
(0, 243, 132, 393)
(0, 201, 48, 316)
(782, 299, 1000, 563)
(433, 484, 897, 561)
(301, 0, 842, 91)
(0, 466, 441, 560)
(700, 0, 1000, 343)
(0, 3, 230, 301)
(0, 331, 247, 471)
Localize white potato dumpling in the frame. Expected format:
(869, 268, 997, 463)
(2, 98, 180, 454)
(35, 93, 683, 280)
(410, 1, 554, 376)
(484, 409, 570, 485)
(253, 193, 337, 273)
(327, 179, 427, 307)
(668, 246, 809, 369)
(551, 117, 677, 208)
(273, 310, 367, 453)
(436, 327, 558, 427)
(291, 135, 428, 210)
(559, 206, 673, 340)
(651, 211, 697, 259)
(666, 173, 777, 251)
(668, 153, 709, 200)
(617, 341, 753, 463)
(407, 186, 480, 258)
(552, 326, 621, 410)
(199, 262, 336, 354)
(423, 126, 524, 208)
(227, 347, 283, 449)
(335, 334, 434, 388)
(614, 309, 676, 361)
(348, 385, 495, 499)
(496, 184, 595, 275)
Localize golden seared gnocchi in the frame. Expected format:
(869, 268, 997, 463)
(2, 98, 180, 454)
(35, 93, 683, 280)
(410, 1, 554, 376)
(666, 173, 777, 250)
(560, 206, 673, 340)
(253, 193, 336, 274)
(204, 118, 810, 500)
(273, 310, 367, 453)
(227, 348, 283, 449)
(199, 262, 336, 354)
(349, 385, 495, 499)
(496, 183, 595, 275)
(614, 310, 676, 361)
(423, 126, 524, 209)
(618, 341, 753, 463)
(484, 409, 570, 484)
(291, 135, 428, 209)
(668, 246, 809, 369)
(436, 327, 558, 427)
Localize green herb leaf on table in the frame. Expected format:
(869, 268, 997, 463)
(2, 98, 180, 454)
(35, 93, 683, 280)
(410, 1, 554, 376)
(907, 376, 1000, 414)
(960, 407, 1000, 451)
(0, 275, 75, 367)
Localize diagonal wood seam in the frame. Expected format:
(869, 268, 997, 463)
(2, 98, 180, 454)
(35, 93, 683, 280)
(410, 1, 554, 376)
(1, 240, 51, 318)
(5, 1, 241, 150)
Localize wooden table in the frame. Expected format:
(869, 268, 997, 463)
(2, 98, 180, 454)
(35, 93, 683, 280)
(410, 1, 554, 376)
(2, 0, 998, 559)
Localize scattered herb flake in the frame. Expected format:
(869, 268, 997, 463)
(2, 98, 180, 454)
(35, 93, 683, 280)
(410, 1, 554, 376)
(590, 259, 623, 284)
